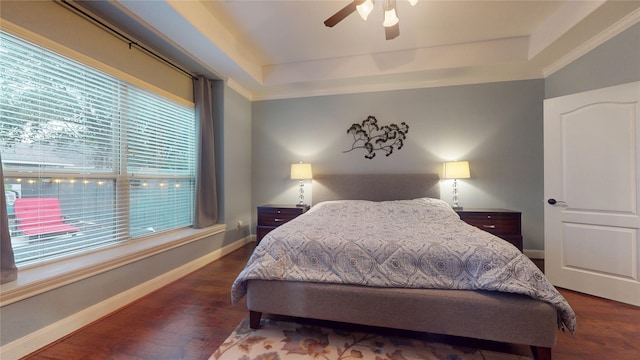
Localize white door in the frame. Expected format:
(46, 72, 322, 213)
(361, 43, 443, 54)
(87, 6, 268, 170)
(544, 81, 640, 306)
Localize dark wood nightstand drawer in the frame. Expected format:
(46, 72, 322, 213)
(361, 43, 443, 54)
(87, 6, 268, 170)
(456, 208, 523, 252)
(457, 212, 520, 234)
(256, 204, 308, 244)
(257, 207, 304, 226)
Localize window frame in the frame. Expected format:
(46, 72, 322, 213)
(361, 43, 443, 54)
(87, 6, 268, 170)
(2, 26, 197, 269)
(0, 23, 221, 305)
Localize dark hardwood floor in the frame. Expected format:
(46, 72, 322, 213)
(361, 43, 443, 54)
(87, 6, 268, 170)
(24, 243, 640, 360)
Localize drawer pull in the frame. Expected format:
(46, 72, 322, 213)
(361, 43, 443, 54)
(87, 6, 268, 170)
(483, 225, 496, 229)
(274, 218, 283, 222)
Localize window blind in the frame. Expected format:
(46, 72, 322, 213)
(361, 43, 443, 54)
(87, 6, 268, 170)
(126, 87, 195, 238)
(0, 31, 195, 267)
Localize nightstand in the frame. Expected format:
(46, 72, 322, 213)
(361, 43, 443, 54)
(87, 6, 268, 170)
(455, 208, 523, 252)
(256, 204, 309, 244)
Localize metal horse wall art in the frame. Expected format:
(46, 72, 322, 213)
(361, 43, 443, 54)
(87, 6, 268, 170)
(343, 115, 409, 159)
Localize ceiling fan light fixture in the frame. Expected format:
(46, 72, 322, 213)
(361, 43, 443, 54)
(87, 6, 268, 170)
(383, 7, 399, 27)
(356, 0, 375, 20)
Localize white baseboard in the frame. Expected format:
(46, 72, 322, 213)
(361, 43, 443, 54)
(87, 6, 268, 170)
(524, 249, 544, 260)
(0, 236, 253, 360)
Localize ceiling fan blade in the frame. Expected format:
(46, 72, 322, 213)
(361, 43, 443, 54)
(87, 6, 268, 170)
(324, 0, 365, 27)
(385, 23, 400, 40)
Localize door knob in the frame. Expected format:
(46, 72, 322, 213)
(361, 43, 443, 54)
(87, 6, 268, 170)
(547, 198, 566, 205)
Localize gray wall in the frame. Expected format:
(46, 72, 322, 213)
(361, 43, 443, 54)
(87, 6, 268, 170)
(546, 23, 640, 98)
(250, 21, 640, 253)
(222, 86, 253, 240)
(252, 80, 546, 250)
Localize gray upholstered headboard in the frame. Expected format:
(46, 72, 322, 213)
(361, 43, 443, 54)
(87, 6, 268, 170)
(312, 174, 440, 205)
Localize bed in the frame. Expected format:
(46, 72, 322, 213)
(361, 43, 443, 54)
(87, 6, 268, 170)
(232, 174, 576, 360)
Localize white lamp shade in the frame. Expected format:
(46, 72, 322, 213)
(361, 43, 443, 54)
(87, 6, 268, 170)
(443, 161, 470, 179)
(356, 0, 374, 20)
(383, 8, 399, 27)
(290, 163, 313, 180)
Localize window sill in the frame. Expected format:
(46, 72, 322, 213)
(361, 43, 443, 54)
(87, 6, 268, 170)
(0, 224, 226, 307)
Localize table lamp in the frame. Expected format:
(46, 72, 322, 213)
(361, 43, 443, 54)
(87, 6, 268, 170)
(443, 160, 470, 209)
(290, 162, 313, 206)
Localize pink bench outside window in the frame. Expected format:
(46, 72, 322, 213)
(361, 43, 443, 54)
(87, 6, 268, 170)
(14, 198, 80, 236)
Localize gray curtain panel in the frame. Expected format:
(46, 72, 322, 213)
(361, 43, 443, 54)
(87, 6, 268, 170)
(1, 152, 18, 284)
(193, 76, 219, 228)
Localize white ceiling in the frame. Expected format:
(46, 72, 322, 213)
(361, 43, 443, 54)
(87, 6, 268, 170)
(77, 0, 640, 100)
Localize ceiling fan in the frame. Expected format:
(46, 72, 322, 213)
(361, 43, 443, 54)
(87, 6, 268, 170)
(324, 0, 418, 40)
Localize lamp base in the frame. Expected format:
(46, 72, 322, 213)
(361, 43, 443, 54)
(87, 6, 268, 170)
(296, 203, 310, 211)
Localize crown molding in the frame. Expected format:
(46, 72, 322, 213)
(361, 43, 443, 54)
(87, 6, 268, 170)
(543, 7, 640, 77)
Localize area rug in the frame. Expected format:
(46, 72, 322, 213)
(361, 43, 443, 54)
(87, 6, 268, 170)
(210, 317, 533, 360)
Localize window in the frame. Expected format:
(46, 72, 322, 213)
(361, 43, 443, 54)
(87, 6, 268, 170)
(0, 31, 196, 267)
